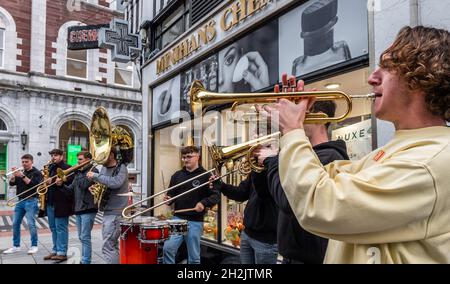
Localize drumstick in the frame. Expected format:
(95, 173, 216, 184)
(174, 208, 197, 214)
(174, 207, 210, 214)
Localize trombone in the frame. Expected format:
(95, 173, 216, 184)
(6, 107, 113, 208)
(122, 132, 280, 220)
(189, 80, 377, 123)
(2, 167, 24, 181)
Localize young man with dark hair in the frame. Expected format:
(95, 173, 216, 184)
(256, 97, 349, 264)
(163, 146, 220, 264)
(3, 154, 42, 255)
(263, 26, 450, 263)
(43, 149, 73, 262)
(57, 151, 98, 264)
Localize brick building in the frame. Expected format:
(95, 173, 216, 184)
(0, 0, 143, 199)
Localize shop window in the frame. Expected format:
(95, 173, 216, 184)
(153, 0, 190, 51)
(0, 118, 6, 131)
(59, 121, 89, 157)
(191, 0, 223, 25)
(115, 62, 133, 86)
(66, 49, 87, 79)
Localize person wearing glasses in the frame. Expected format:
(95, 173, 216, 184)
(163, 146, 220, 264)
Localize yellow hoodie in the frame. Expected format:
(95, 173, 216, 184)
(279, 126, 450, 264)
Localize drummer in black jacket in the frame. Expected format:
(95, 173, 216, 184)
(255, 100, 349, 264)
(163, 146, 220, 264)
(213, 171, 278, 264)
(42, 148, 74, 263)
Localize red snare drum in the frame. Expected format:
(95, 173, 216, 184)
(120, 217, 159, 264)
(139, 221, 170, 243)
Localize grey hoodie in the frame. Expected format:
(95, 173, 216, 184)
(91, 163, 128, 216)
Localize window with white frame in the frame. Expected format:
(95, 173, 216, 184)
(115, 61, 133, 86)
(66, 49, 87, 78)
(0, 27, 5, 68)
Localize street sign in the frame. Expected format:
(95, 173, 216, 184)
(98, 18, 141, 63)
(68, 24, 109, 50)
(67, 144, 82, 166)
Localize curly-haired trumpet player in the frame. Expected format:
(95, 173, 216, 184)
(259, 26, 450, 263)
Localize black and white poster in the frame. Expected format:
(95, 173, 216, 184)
(279, 0, 369, 77)
(180, 55, 218, 114)
(152, 76, 181, 126)
(218, 19, 279, 93)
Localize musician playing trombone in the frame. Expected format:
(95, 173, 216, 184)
(163, 146, 220, 264)
(56, 151, 99, 264)
(259, 26, 450, 263)
(2, 154, 42, 255)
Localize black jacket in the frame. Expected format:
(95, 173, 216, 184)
(64, 166, 98, 215)
(168, 166, 220, 222)
(46, 161, 74, 217)
(9, 167, 43, 200)
(264, 139, 349, 263)
(218, 171, 278, 244)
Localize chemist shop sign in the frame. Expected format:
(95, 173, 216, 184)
(68, 24, 109, 50)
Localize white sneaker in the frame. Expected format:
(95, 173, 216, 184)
(2, 247, 21, 254)
(27, 246, 38, 254)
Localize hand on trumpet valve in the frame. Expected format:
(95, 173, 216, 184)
(12, 167, 23, 178)
(253, 144, 279, 165)
(194, 202, 205, 213)
(256, 73, 316, 135)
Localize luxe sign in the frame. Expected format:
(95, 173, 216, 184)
(67, 24, 109, 50)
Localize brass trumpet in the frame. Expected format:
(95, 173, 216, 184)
(122, 132, 280, 220)
(6, 161, 53, 207)
(189, 80, 376, 123)
(2, 167, 24, 181)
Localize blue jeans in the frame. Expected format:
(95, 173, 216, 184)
(76, 213, 96, 264)
(47, 205, 69, 256)
(163, 217, 203, 264)
(13, 198, 38, 247)
(239, 231, 278, 264)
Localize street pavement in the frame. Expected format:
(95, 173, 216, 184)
(0, 201, 106, 264)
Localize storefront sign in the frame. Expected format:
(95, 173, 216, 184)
(67, 24, 109, 50)
(99, 18, 141, 63)
(332, 119, 372, 160)
(156, 0, 274, 75)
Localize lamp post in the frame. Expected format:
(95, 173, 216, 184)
(20, 130, 28, 151)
